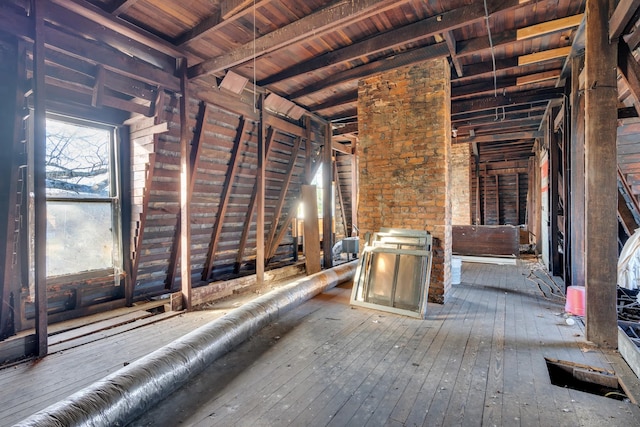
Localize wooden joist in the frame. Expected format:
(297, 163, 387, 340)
(258, 0, 528, 86)
(518, 47, 572, 66)
(189, 0, 415, 78)
(516, 13, 584, 40)
(202, 117, 249, 281)
(265, 137, 302, 262)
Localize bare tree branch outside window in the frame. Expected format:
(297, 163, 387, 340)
(46, 119, 111, 198)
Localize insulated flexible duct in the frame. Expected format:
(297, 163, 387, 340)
(16, 260, 358, 427)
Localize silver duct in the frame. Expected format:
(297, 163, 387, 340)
(16, 261, 358, 427)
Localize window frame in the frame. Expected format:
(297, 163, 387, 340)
(43, 113, 123, 279)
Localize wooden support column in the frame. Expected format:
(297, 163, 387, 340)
(584, 0, 618, 348)
(33, 0, 48, 357)
(0, 38, 21, 339)
(302, 184, 321, 275)
(570, 55, 586, 288)
(256, 95, 266, 285)
(322, 122, 333, 269)
(178, 58, 191, 310)
(350, 138, 358, 236)
(549, 110, 562, 276)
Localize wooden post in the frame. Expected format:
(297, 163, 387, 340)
(178, 58, 191, 310)
(350, 137, 358, 237)
(322, 122, 333, 269)
(0, 38, 21, 339)
(549, 110, 561, 276)
(33, 0, 48, 357)
(569, 56, 586, 286)
(302, 185, 321, 275)
(256, 95, 265, 285)
(584, 0, 618, 348)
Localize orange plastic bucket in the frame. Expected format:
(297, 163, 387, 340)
(565, 285, 585, 316)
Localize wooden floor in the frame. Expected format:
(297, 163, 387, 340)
(2, 260, 640, 426)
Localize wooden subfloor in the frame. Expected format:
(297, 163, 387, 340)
(2, 260, 640, 426)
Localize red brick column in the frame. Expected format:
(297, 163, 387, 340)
(357, 58, 451, 303)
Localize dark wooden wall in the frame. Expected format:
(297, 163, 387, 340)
(471, 158, 529, 226)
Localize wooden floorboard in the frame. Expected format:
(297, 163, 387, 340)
(3, 260, 640, 426)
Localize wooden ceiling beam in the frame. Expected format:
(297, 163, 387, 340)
(455, 130, 543, 144)
(333, 122, 359, 136)
(109, 0, 142, 16)
(0, 6, 181, 91)
(173, 8, 222, 46)
(610, 0, 640, 41)
(452, 70, 560, 100)
(289, 42, 450, 100)
(48, 0, 184, 59)
(308, 92, 358, 112)
(452, 104, 548, 123)
(222, 0, 254, 20)
(518, 47, 572, 66)
(516, 69, 561, 85)
(516, 13, 583, 40)
(259, 0, 522, 86)
(618, 42, 640, 117)
(46, 1, 176, 71)
(451, 88, 564, 115)
(443, 31, 464, 77)
(188, 0, 411, 78)
(456, 118, 544, 134)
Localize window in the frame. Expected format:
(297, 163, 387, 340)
(45, 117, 121, 277)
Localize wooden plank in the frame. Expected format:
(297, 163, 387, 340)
(618, 41, 640, 118)
(166, 101, 208, 289)
(451, 88, 564, 115)
(518, 46, 572, 66)
(0, 334, 37, 365)
(33, 0, 48, 358)
(322, 125, 333, 269)
(234, 127, 274, 273)
(584, 0, 619, 348)
(202, 117, 249, 281)
(188, 0, 412, 78)
(256, 95, 266, 284)
(48, 311, 183, 353)
(48, 310, 154, 346)
(259, 0, 525, 86)
(443, 30, 463, 77)
(288, 43, 449, 100)
(178, 59, 191, 309)
(452, 225, 519, 256)
(456, 130, 543, 144)
(570, 55, 585, 288)
(0, 38, 22, 340)
(49, 0, 183, 59)
(301, 185, 321, 275)
(549, 116, 561, 275)
(334, 162, 348, 240)
(176, 0, 270, 46)
(265, 137, 302, 261)
(610, 0, 640, 41)
(517, 13, 584, 40)
(516, 69, 561, 85)
(130, 152, 157, 289)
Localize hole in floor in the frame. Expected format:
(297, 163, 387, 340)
(545, 357, 628, 401)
